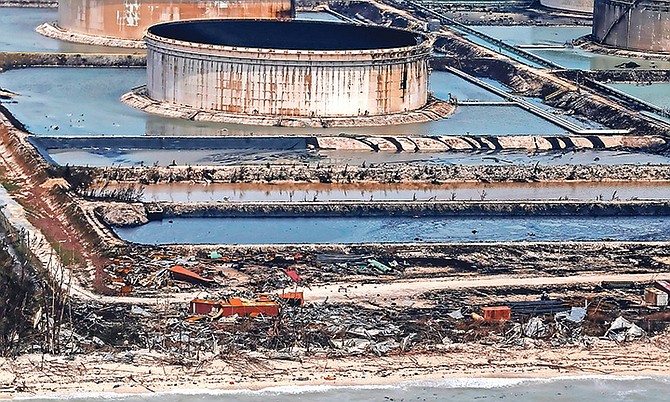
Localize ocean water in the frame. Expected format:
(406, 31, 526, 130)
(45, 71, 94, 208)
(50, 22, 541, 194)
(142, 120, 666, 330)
(18, 377, 670, 401)
(115, 216, 670, 245)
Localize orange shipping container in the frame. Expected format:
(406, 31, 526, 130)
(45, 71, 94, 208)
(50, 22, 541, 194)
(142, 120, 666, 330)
(482, 306, 511, 322)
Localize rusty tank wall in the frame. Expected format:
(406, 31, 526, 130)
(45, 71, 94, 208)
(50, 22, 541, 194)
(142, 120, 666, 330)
(540, 0, 593, 14)
(58, 0, 295, 40)
(144, 20, 432, 118)
(592, 0, 670, 52)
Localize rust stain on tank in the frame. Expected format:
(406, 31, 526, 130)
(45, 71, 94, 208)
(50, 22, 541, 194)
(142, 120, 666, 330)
(58, 0, 296, 40)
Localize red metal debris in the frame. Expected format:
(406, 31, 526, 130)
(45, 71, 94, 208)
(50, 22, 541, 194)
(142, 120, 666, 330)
(190, 299, 222, 315)
(481, 306, 511, 322)
(169, 265, 214, 285)
(284, 269, 301, 283)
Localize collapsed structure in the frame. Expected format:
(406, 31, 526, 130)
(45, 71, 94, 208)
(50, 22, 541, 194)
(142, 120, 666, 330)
(50, 0, 295, 43)
(138, 19, 433, 120)
(592, 0, 670, 52)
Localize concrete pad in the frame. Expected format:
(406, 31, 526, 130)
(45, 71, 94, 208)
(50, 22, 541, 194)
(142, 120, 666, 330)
(411, 137, 451, 151)
(316, 137, 373, 151)
(496, 136, 537, 150)
(619, 136, 666, 149)
(597, 135, 624, 148)
(437, 137, 473, 150)
(365, 137, 399, 151)
(476, 137, 497, 150)
(569, 137, 595, 149)
(531, 136, 555, 150)
(394, 137, 418, 152)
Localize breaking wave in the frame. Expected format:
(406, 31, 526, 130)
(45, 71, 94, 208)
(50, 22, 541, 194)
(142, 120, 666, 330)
(14, 375, 666, 401)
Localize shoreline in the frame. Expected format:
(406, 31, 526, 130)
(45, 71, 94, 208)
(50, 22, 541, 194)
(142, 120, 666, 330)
(3, 339, 670, 398)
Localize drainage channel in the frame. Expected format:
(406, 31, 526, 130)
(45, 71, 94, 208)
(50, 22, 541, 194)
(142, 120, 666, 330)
(114, 215, 670, 245)
(133, 181, 670, 203)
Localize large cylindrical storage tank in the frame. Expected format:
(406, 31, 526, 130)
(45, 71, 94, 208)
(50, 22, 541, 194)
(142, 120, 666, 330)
(144, 20, 432, 118)
(58, 0, 295, 41)
(592, 0, 670, 52)
(540, 0, 593, 14)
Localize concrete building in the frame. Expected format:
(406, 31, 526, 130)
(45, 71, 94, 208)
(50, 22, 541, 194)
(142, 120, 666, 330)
(592, 0, 670, 52)
(56, 0, 295, 41)
(143, 19, 432, 118)
(540, 0, 593, 14)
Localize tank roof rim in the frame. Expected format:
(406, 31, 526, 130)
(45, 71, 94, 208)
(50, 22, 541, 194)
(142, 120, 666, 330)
(145, 18, 431, 53)
(144, 34, 433, 58)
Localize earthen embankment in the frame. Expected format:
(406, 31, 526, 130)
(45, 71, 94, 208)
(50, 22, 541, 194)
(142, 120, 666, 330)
(74, 163, 670, 186)
(154, 199, 670, 219)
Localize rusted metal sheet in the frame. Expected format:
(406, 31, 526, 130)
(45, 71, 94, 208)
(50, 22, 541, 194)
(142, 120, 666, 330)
(645, 288, 669, 306)
(655, 280, 670, 295)
(145, 20, 431, 118)
(58, 0, 295, 40)
(481, 306, 511, 322)
(593, 0, 670, 52)
(540, 0, 593, 13)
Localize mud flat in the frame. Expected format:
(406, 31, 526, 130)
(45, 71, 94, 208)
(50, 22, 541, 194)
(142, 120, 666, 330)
(0, 52, 145, 71)
(121, 89, 455, 128)
(576, 37, 670, 63)
(129, 180, 670, 203)
(36, 22, 145, 48)
(0, 0, 55, 6)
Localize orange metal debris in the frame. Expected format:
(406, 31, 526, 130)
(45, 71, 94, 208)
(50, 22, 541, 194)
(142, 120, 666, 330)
(190, 299, 222, 315)
(189, 297, 280, 318)
(279, 292, 304, 306)
(481, 306, 511, 322)
(169, 265, 214, 285)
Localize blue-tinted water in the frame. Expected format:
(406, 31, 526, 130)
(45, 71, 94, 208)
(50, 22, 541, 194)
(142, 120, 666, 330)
(472, 25, 591, 46)
(0, 7, 138, 53)
(608, 83, 670, 110)
(295, 11, 343, 22)
(0, 68, 564, 136)
(115, 216, 670, 245)
(467, 26, 670, 70)
(18, 376, 670, 401)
